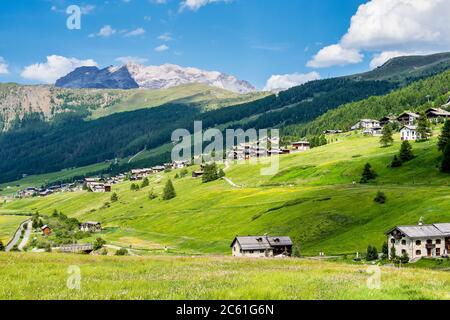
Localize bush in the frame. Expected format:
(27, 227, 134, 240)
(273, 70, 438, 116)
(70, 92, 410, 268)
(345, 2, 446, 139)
(141, 178, 149, 188)
(0, 240, 4, 251)
(202, 163, 220, 183)
(374, 191, 387, 204)
(110, 192, 118, 202)
(399, 141, 414, 162)
(366, 245, 378, 261)
(390, 155, 402, 168)
(115, 248, 128, 256)
(148, 189, 158, 200)
(93, 237, 106, 250)
(400, 251, 410, 264)
(360, 163, 377, 183)
(162, 180, 176, 200)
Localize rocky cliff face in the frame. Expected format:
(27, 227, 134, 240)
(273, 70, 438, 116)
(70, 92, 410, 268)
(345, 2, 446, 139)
(55, 63, 256, 94)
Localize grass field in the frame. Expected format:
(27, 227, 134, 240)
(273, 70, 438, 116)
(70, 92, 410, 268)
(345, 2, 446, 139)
(0, 130, 449, 257)
(0, 215, 27, 244)
(1, 253, 449, 300)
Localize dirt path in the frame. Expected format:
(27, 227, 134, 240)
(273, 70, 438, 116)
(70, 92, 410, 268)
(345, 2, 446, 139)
(222, 177, 241, 188)
(18, 220, 32, 251)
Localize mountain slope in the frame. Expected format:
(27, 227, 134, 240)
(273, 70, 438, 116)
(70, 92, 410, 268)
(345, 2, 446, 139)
(55, 62, 256, 94)
(1, 132, 448, 256)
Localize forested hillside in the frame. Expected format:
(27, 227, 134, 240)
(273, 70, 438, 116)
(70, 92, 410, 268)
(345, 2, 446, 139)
(287, 69, 450, 137)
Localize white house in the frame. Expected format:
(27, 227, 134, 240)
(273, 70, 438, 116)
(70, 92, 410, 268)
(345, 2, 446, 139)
(386, 223, 450, 261)
(351, 119, 380, 131)
(397, 112, 420, 126)
(291, 141, 311, 152)
(400, 125, 419, 141)
(231, 236, 293, 258)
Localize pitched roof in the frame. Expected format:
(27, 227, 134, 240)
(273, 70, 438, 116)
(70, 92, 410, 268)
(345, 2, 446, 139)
(398, 112, 420, 118)
(267, 236, 293, 246)
(231, 236, 293, 250)
(426, 108, 450, 116)
(386, 224, 450, 238)
(400, 125, 417, 131)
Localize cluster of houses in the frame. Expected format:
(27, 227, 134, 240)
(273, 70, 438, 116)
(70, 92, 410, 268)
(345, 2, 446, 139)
(349, 107, 450, 141)
(227, 137, 311, 161)
(40, 221, 102, 236)
(130, 161, 190, 180)
(16, 183, 81, 199)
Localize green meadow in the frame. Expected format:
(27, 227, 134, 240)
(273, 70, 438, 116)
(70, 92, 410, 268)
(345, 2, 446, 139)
(0, 130, 449, 256)
(0, 215, 26, 244)
(1, 253, 450, 300)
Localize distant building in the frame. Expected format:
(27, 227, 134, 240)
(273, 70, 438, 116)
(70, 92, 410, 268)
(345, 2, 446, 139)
(41, 225, 52, 236)
(379, 115, 398, 127)
(400, 125, 419, 141)
(88, 182, 111, 193)
(425, 108, 450, 122)
(192, 171, 204, 178)
(351, 119, 380, 131)
(79, 221, 102, 233)
(230, 236, 293, 258)
(397, 112, 420, 126)
(386, 222, 450, 261)
(291, 141, 311, 152)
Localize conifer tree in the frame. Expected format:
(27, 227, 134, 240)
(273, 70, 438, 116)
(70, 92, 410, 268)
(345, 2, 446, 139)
(438, 120, 450, 151)
(380, 124, 394, 147)
(417, 112, 432, 141)
(390, 155, 402, 168)
(441, 142, 450, 173)
(162, 179, 176, 200)
(360, 163, 377, 184)
(399, 141, 414, 162)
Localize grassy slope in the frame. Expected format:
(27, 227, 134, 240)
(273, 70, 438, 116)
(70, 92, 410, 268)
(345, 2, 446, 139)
(1, 130, 449, 256)
(0, 215, 27, 244)
(1, 253, 449, 300)
(89, 83, 268, 119)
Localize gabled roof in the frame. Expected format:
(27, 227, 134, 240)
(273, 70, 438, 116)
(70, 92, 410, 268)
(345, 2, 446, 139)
(386, 224, 450, 238)
(426, 108, 450, 116)
(231, 236, 293, 250)
(267, 236, 293, 247)
(398, 112, 420, 118)
(400, 125, 417, 131)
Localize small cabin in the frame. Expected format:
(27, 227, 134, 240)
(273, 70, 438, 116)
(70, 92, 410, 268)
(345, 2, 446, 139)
(41, 225, 52, 236)
(379, 116, 398, 127)
(351, 119, 380, 131)
(80, 221, 102, 233)
(425, 108, 450, 122)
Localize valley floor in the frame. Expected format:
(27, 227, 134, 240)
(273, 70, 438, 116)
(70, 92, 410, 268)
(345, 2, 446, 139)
(1, 253, 450, 300)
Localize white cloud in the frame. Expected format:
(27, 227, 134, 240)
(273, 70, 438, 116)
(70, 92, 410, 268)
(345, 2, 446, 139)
(158, 32, 173, 42)
(264, 72, 321, 92)
(0, 57, 9, 75)
(307, 44, 363, 68)
(115, 56, 149, 64)
(21, 55, 97, 84)
(308, 0, 450, 68)
(180, 0, 230, 12)
(154, 44, 169, 52)
(90, 25, 116, 38)
(124, 27, 146, 37)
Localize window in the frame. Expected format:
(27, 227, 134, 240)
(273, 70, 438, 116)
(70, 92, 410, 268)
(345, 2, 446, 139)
(401, 240, 406, 245)
(437, 248, 441, 256)
(391, 239, 396, 244)
(249, 250, 254, 254)
(427, 239, 433, 244)
(416, 250, 422, 255)
(402, 249, 406, 254)
(416, 240, 421, 246)
(436, 239, 441, 245)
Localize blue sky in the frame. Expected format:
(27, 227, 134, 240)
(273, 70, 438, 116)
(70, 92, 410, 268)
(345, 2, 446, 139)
(0, 0, 449, 90)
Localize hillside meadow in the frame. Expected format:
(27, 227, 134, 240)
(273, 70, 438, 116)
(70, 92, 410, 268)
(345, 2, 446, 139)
(1, 253, 450, 300)
(0, 131, 449, 256)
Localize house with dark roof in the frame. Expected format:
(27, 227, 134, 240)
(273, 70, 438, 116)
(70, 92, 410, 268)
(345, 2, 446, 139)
(397, 112, 420, 126)
(425, 108, 450, 122)
(386, 222, 450, 261)
(230, 235, 293, 258)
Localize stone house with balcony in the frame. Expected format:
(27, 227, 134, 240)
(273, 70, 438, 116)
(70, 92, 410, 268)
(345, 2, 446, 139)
(230, 236, 293, 258)
(385, 223, 450, 261)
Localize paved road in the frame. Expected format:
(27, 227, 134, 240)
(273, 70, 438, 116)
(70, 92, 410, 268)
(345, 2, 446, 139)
(5, 219, 30, 252)
(18, 220, 32, 251)
(222, 177, 241, 188)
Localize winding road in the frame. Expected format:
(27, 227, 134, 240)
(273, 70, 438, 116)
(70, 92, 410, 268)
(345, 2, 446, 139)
(6, 219, 31, 252)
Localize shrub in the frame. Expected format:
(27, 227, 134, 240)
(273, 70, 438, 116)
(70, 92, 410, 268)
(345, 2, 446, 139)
(0, 240, 4, 251)
(141, 178, 149, 188)
(441, 142, 450, 173)
(374, 191, 387, 204)
(110, 192, 118, 202)
(93, 237, 106, 250)
(438, 120, 450, 151)
(390, 155, 402, 168)
(400, 251, 410, 264)
(360, 163, 377, 184)
(202, 163, 219, 183)
(115, 248, 128, 256)
(162, 180, 176, 200)
(366, 245, 379, 261)
(148, 189, 158, 200)
(399, 141, 414, 162)
(380, 124, 394, 147)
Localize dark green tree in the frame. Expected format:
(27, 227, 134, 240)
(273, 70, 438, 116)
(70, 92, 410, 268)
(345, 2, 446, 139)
(374, 191, 387, 204)
(360, 163, 377, 183)
(366, 245, 378, 261)
(399, 141, 414, 162)
(400, 251, 410, 264)
(380, 124, 394, 147)
(390, 246, 397, 260)
(441, 142, 450, 173)
(162, 179, 176, 200)
(417, 112, 432, 141)
(390, 155, 403, 168)
(93, 237, 106, 250)
(202, 163, 219, 183)
(381, 242, 388, 256)
(110, 192, 118, 202)
(218, 168, 226, 178)
(438, 120, 450, 151)
(141, 177, 149, 188)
